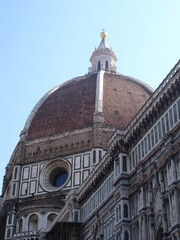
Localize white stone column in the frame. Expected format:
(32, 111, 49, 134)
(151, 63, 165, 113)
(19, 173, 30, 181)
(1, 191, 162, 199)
(41, 211, 47, 231)
(24, 215, 29, 232)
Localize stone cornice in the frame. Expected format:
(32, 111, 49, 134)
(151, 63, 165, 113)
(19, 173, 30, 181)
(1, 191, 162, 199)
(25, 127, 92, 146)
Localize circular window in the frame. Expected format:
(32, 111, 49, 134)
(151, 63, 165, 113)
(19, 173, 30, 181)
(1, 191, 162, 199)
(39, 159, 71, 192)
(50, 168, 68, 187)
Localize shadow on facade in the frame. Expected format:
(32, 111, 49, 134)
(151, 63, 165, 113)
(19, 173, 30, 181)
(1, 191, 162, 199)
(155, 227, 163, 240)
(46, 222, 82, 240)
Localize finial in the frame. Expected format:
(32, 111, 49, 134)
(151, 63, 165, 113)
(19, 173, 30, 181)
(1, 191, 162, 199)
(100, 29, 107, 39)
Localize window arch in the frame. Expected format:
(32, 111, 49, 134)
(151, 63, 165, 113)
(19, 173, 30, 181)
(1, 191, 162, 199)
(47, 213, 57, 228)
(155, 227, 163, 240)
(124, 203, 128, 218)
(98, 61, 101, 71)
(105, 60, 108, 70)
(19, 218, 23, 232)
(124, 230, 129, 240)
(29, 214, 38, 231)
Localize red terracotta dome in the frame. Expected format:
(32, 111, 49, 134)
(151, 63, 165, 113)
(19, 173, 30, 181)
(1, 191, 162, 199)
(25, 72, 152, 141)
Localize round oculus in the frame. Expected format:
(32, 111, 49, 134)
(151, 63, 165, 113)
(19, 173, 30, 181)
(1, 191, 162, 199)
(39, 159, 71, 192)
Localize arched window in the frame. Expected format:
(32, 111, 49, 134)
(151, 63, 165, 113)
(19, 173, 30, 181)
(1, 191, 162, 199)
(119, 204, 121, 220)
(98, 61, 101, 71)
(29, 214, 38, 231)
(47, 214, 57, 228)
(19, 218, 23, 232)
(116, 207, 119, 222)
(124, 203, 128, 218)
(155, 227, 163, 240)
(6, 228, 11, 238)
(124, 230, 129, 240)
(8, 214, 12, 224)
(122, 156, 127, 172)
(105, 60, 108, 70)
(116, 231, 121, 240)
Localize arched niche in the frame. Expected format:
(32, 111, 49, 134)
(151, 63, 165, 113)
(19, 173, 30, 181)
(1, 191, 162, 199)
(29, 214, 38, 231)
(155, 227, 163, 240)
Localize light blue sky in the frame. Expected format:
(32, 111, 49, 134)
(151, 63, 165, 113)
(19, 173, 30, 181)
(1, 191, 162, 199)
(0, 0, 180, 192)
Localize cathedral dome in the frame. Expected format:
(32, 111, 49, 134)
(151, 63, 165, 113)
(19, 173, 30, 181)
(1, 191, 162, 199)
(23, 31, 153, 143)
(25, 72, 152, 141)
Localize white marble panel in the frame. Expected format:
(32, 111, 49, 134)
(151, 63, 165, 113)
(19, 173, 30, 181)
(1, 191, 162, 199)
(74, 172, 81, 186)
(22, 167, 29, 180)
(21, 182, 28, 196)
(31, 165, 38, 178)
(29, 181, 36, 194)
(74, 156, 81, 170)
(83, 170, 89, 181)
(83, 154, 90, 168)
